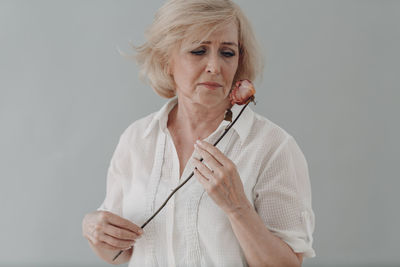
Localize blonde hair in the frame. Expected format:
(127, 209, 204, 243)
(129, 0, 264, 98)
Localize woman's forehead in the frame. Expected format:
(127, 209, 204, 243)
(180, 23, 238, 48)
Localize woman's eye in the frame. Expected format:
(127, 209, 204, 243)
(190, 49, 235, 57)
(191, 50, 206, 55)
(221, 51, 235, 57)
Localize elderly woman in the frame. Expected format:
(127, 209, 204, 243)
(82, 0, 315, 266)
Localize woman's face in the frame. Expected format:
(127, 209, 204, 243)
(169, 21, 239, 108)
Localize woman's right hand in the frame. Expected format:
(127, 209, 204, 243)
(82, 210, 143, 252)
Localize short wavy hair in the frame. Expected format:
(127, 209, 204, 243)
(129, 0, 264, 98)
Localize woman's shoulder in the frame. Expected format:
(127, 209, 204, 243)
(119, 98, 176, 142)
(249, 110, 309, 173)
(249, 109, 308, 161)
(250, 110, 294, 147)
(118, 111, 158, 143)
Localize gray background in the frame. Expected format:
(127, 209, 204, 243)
(0, 0, 399, 266)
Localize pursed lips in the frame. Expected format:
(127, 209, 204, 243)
(198, 82, 223, 90)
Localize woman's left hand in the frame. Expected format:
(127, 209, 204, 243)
(193, 140, 250, 216)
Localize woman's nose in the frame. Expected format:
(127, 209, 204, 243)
(205, 54, 221, 75)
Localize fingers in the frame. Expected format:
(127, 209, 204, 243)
(195, 140, 231, 167)
(103, 211, 143, 235)
(194, 143, 222, 175)
(193, 140, 237, 194)
(194, 140, 238, 181)
(84, 211, 143, 251)
(194, 166, 210, 187)
(90, 223, 136, 250)
(194, 162, 231, 192)
(193, 158, 212, 181)
(101, 233, 136, 249)
(104, 224, 141, 241)
(89, 237, 133, 251)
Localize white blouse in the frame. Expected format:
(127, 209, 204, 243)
(98, 97, 316, 266)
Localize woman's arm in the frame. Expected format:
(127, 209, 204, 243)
(227, 200, 303, 267)
(193, 140, 304, 267)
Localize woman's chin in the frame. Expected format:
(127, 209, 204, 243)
(194, 96, 229, 108)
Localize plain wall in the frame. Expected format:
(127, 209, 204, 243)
(0, 0, 399, 266)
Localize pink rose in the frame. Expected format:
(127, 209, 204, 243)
(229, 79, 256, 105)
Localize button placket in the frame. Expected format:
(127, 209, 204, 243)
(143, 132, 167, 266)
(166, 131, 180, 267)
(184, 128, 235, 266)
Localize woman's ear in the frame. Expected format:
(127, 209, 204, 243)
(167, 45, 179, 77)
(166, 59, 173, 76)
(167, 65, 173, 76)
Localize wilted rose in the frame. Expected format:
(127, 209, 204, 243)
(229, 79, 256, 105)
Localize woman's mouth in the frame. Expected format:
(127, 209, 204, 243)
(199, 82, 223, 90)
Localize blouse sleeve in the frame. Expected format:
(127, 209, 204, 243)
(97, 133, 129, 216)
(253, 136, 316, 258)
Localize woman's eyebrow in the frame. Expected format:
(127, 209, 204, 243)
(222, 42, 238, 47)
(199, 41, 238, 47)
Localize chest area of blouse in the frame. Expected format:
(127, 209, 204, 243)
(138, 128, 251, 266)
(166, 128, 196, 179)
(173, 143, 195, 179)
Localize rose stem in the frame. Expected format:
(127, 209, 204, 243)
(112, 100, 251, 261)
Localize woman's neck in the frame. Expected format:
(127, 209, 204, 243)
(168, 97, 232, 141)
